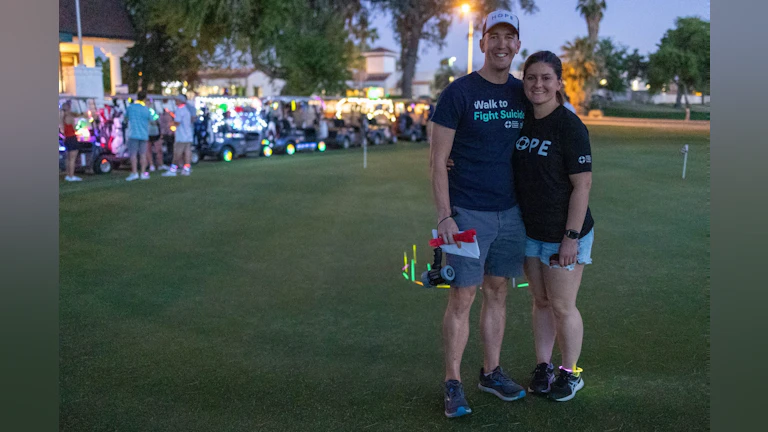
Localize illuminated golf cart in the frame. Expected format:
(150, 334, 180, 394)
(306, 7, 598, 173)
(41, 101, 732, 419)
(393, 98, 433, 142)
(323, 97, 397, 149)
(194, 96, 267, 162)
(259, 96, 328, 156)
(58, 96, 111, 174)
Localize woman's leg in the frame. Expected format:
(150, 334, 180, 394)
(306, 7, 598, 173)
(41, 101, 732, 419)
(542, 264, 585, 370)
(526, 257, 556, 365)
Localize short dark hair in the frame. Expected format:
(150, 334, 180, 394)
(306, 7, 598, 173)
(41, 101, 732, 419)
(137, 90, 147, 101)
(523, 51, 564, 104)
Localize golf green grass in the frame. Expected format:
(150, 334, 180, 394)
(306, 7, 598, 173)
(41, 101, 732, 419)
(60, 126, 710, 431)
(600, 102, 711, 121)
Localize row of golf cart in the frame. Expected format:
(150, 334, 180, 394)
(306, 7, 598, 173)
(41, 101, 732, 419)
(59, 94, 433, 175)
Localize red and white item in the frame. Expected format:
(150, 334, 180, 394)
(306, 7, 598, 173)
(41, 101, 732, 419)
(430, 229, 480, 259)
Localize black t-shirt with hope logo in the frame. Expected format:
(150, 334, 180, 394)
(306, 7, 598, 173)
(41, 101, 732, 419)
(512, 105, 594, 242)
(430, 72, 529, 211)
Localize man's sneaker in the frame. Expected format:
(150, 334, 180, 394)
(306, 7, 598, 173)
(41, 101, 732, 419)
(181, 168, 191, 176)
(444, 380, 471, 418)
(64, 176, 82, 182)
(159, 165, 170, 171)
(126, 173, 139, 181)
(477, 366, 526, 401)
(548, 367, 584, 402)
(529, 362, 555, 394)
(140, 172, 150, 180)
(149, 165, 156, 172)
(162, 170, 177, 177)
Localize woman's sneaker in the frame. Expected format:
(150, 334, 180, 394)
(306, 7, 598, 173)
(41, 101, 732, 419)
(444, 380, 472, 418)
(548, 367, 584, 402)
(477, 366, 526, 401)
(529, 362, 555, 394)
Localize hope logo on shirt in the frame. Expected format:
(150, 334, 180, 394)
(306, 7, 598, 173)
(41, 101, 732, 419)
(515, 135, 552, 156)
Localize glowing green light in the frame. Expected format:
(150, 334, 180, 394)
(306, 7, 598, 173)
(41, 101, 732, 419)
(219, 103, 228, 111)
(411, 259, 415, 281)
(402, 272, 409, 279)
(263, 147, 273, 157)
(517, 283, 529, 288)
(318, 141, 326, 152)
(427, 263, 431, 271)
(286, 144, 296, 155)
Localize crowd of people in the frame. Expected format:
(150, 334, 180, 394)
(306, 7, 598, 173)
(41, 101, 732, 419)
(59, 91, 197, 182)
(429, 10, 594, 417)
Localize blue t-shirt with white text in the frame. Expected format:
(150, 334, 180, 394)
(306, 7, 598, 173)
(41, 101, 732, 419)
(431, 72, 528, 211)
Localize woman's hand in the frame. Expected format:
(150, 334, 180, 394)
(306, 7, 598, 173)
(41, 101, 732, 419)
(558, 237, 578, 267)
(446, 158, 454, 171)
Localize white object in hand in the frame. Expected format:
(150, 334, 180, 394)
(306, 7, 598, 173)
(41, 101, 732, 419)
(432, 229, 480, 259)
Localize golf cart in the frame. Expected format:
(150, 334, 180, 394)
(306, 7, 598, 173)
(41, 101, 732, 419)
(195, 96, 266, 162)
(58, 96, 114, 175)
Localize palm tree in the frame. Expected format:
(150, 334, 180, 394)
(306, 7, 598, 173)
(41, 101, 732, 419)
(561, 37, 599, 112)
(576, 0, 607, 44)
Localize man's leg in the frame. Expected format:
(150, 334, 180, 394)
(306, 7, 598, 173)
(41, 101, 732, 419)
(130, 153, 137, 174)
(154, 141, 164, 168)
(443, 285, 477, 382)
(479, 275, 508, 372)
(139, 141, 148, 174)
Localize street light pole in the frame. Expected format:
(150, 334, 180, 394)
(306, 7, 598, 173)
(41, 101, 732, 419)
(467, 16, 473, 74)
(462, 4, 473, 74)
(75, 0, 84, 66)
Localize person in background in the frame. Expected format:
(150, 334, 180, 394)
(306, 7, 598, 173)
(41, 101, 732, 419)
(159, 108, 175, 169)
(124, 91, 152, 181)
(60, 101, 83, 182)
(163, 95, 194, 177)
(147, 106, 168, 172)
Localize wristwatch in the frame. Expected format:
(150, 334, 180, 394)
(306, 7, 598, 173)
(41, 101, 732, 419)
(564, 229, 580, 240)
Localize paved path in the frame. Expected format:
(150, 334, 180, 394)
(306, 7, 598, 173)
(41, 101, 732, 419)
(580, 116, 710, 131)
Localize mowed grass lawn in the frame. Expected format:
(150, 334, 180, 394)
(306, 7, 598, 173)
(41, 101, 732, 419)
(60, 126, 710, 431)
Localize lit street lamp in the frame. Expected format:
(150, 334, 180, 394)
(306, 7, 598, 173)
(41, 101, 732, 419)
(460, 4, 473, 74)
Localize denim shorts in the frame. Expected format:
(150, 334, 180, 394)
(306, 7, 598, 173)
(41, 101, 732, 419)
(525, 229, 595, 271)
(445, 205, 526, 287)
(127, 138, 148, 155)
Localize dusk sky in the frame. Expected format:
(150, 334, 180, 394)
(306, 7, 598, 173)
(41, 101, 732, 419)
(369, 0, 710, 74)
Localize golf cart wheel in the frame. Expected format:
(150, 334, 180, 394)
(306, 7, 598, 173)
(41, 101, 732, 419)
(286, 143, 296, 155)
(373, 133, 382, 146)
(94, 157, 112, 174)
(410, 132, 418, 142)
(191, 149, 200, 165)
(220, 146, 234, 162)
(440, 266, 455, 282)
(343, 138, 351, 149)
(262, 146, 273, 157)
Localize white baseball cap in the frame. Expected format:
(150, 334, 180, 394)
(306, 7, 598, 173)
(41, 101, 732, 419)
(482, 10, 520, 36)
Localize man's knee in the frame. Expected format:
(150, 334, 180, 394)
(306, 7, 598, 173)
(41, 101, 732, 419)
(446, 287, 477, 314)
(532, 294, 550, 310)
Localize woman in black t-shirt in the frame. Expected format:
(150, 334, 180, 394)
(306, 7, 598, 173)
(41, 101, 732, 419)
(513, 51, 594, 402)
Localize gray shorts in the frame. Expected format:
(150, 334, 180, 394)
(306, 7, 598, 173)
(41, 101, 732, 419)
(446, 205, 526, 287)
(127, 138, 148, 156)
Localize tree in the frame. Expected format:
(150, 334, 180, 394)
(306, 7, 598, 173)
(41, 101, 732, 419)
(561, 37, 599, 112)
(595, 38, 627, 94)
(516, 48, 529, 72)
(433, 58, 463, 95)
(576, 0, 606, 45)
(624, 48, 648, 87)
(95, 57, 111, 94)
(373, 0, 538, 98)
(119, 0, 203, 93)
(148, 0, 374, 95)
(647, 16, 710, 107)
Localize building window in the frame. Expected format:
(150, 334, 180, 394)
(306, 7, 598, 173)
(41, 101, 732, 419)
(61, 52, 79, 67)
(253, 86, 262, 98)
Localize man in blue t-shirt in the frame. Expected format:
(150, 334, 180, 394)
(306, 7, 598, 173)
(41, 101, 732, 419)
(124, 90, 152, 181)
(429, 10, 529, 418)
